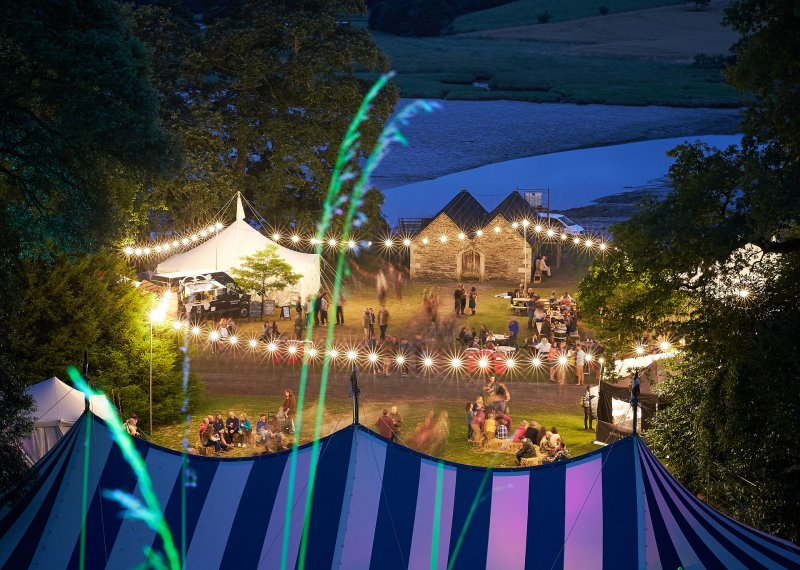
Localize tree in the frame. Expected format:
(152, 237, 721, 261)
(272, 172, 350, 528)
(369, 0, 455, 36)
(130, 0, 397, 238)
(580, 0, 800, 541)
(230, 245, 303, 316)
(10, 252, 201, 427)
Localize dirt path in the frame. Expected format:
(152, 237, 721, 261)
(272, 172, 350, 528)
(460, 1, 737, 60)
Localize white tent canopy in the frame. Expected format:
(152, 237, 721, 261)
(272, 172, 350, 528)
(156, 194, 321, 301)
(21, 377, 114, 465)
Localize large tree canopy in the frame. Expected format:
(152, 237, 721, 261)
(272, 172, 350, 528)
(580, 0, 800, 541)
(131, 0, 396, 237)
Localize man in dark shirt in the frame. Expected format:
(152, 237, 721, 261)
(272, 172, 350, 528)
(454, 286, 462, 315)
(225, 411, 239, 445)
(376, 409, 395, 440)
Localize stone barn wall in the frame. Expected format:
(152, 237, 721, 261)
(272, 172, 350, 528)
(410, 214, 529, 282)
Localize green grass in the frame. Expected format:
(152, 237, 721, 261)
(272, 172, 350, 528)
(151, 396, 598, 468)
(454, 0, 686, 33)
(366, 33, 739, 107)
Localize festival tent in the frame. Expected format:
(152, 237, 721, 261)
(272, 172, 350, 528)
(595, 380, 660, 444)
(155, 195, 321, 301)
(2, 413, 798, 569)
(20, 377, 114, 466)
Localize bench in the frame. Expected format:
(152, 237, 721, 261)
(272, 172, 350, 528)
(533, 270, 542, 284)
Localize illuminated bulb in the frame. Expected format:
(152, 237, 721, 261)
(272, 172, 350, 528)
(124, 247, 134, 256)
(288, 345, 298, 354)
(209, 331, 219, 341)
(267, 342, 277, 352)
(143, 247, 151, 255)
(506, 358, 516, 369)
(560, 233, 567, 241)
(207, 226, 215, 233)
(191, 326, 201, 336)
(348, 240, 356, 249)
(291, 235, 300, 243)
(215, 222, 223, 230)
(328, 349, 339, 359)
(346, 350, 358, 361)
(200, 230, 207, 238)
(172, 241, 180, 248)
(439, 235, 448, 243)
(478, 357, 489, 369)
(172, 320, 184, 330)
(422, 238, 429, 245)
(737, 288, 750, 298)
(308, 347, 319, 358)
(512, 222, 519, 229)
(476, 229, 484, 237)
(181, 238, 189, 245)
(402, 238, 411, 247)
(155, 245, 163, 253)
(163, 243, 171, 251)
(134, 248, 143, 256)
(678, 338, 686, 346)
(228, 335, 238, 345)
(310, 238, 320, 245)
(558, 355, 568, 365)
(249, 339, 258, 348)
(450, 357, 463, 369)
(584, 239, 593, 248)
(191, 234, 198, 241)
(384, 239, 393, 248)
(273, 233, 281, 241)
(328, 238, 337, 247)
(660, 341, 671, 351)
(635, 345, 645, 355)
(532, 357, 542, 367)
(522, 219, 530, 228)
(423, 357, 433, 367)
(599, 242, 607, 251)
(585, 353, 593, 362)
(534, 224, 543, 233)
(494, 226, 501, 234)
(546, 229, 554, 238)
(396, 355, 405, 365)
(368, 352, 379, 363)
(573, 237, 580, 245)
(599, 357, 605, 364)
(458, 232, 465, 240)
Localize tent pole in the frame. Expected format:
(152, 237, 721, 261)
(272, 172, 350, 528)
(350, 363, 360, 425)
(631, 369, 640, 437)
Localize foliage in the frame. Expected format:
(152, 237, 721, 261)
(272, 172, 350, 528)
(368, 0, 455, 37)
(10, 252, 201, 428)
(0, 0, 168, 252)
(230, 245, 303, 310)
(129, 0, 397, 237)
(599, 6, 610, 15)
(580, 0, 800, 541)
(537, 11, 552, 23)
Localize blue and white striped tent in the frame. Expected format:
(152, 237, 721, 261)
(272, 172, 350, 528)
(1, 413, 798, 569)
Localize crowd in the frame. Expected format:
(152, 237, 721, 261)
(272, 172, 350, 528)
(463, 375, 571, 465)
(198, 389, 297, 455)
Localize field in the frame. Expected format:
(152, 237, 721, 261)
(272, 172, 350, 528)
(360, 0, 740, 106)
(152, 267, 604, 468)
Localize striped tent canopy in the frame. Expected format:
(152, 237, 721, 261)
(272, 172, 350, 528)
(1, 413, 798, 569)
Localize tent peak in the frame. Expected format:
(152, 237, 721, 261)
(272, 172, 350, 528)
(236, 191, 245, 222)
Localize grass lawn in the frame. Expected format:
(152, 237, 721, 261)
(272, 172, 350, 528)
(453, 0, 686, 32)
(150, 396, 598, 468)
(364, 33, 738, 107)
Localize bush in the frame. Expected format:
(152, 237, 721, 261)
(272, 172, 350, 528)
(536, 11, 551, 24)
(598, 6, 609, 15)
(369, 0, 455, 36)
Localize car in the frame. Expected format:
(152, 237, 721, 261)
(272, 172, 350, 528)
(177, 273, 252, 320)
(537, 212, 584, 235)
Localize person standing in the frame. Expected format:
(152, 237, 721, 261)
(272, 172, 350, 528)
(283, 389, 297, 433)
(294, 313, 304, 339)
(368, 307, 376, 338)
(362, 308, 371, 342)
(388, 406, 403, 442)
(468, 287, 478, 315)
(453, 285, 462, 315)
(582, 386, 595, 431)
(336, 293, 345, 325)
(460, 284, 467, 315)
(313, 295, 320, 326)
(295, 295, 303, 318)
(376, 409, 395, 440)
(320, 294, 329, 325)
(575, 343, 586, 385)
(378, 305, 389, 341)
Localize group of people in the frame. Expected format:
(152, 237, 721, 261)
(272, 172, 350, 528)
(375, 405, 404, 441)
(514, 422, 569, 465)
(198, 389, 297, 455)
(453, 284, 478, 316)
(362, 305, 390, 341)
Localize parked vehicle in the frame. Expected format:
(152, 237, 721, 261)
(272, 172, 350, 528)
(537, 212, 584, 235)
(178, 273, 251, 320)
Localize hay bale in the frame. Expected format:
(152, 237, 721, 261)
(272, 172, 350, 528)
(520, 456, 543, 467)
(482, 438, 521, 453)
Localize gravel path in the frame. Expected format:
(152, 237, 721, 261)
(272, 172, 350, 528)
(373, 99, 740, 189)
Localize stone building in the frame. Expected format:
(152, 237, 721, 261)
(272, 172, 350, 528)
(409, 191, 541, 282)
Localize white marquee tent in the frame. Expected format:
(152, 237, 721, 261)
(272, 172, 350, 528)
(21, 377, 114, 465)
(155, 195, 321, 301)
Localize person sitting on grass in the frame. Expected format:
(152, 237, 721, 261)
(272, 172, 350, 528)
(483, 413, 497, 440)
(225, 411, 239, 446)
(550, 426, 562, 450)
(199, 418, 222, 455)
(539, 431, 555, 456)
(256, 414, 269, 444)
(239, 413, 251, 447)
(495, 415, 509, 440)
(516, 437, 537, 465)
(512, 421, 529, 442)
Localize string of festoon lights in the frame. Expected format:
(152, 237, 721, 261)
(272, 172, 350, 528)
(163, 319, 684, 374)
(121, 217, 615, 259)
